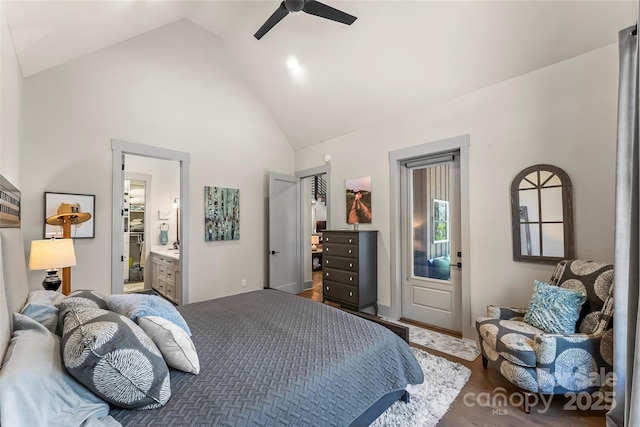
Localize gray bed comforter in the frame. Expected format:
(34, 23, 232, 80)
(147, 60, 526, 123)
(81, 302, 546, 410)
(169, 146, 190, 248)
(110, 289, 424, 426)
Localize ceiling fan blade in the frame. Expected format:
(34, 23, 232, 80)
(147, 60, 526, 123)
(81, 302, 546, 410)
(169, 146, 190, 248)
(254, 2, 290, 40)
(302, 0, 357, 25)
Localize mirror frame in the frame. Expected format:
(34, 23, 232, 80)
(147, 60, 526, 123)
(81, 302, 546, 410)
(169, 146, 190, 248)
(510, 164, 575, 263)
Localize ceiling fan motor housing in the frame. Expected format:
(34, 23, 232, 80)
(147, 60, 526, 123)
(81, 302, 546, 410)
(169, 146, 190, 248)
(284, 0, 305, 12)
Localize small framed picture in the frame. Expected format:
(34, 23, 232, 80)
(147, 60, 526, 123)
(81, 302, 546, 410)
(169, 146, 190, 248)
(44, 192, 95, 239)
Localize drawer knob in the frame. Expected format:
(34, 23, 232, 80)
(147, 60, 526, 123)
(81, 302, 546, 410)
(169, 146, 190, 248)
(348, 238, 352, 243)
(349, 292, 353, 297)
(349, 263, 353, 268)
(326, 273, 329, 277)
(349, 277, 353, 281)
(326, 248, 329, 252)
(326, 286, 329, 291)
(348, 250, 352, 254)
(326, 260, 329, 264)
(326, 237, 329, 241)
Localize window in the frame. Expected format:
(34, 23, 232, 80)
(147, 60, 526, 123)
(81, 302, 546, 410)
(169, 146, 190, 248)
(433, 199, 449, 243)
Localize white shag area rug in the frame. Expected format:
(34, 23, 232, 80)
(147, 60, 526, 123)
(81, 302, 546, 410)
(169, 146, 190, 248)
(383, 318, 480, 362)
(371, 348, 471, 427)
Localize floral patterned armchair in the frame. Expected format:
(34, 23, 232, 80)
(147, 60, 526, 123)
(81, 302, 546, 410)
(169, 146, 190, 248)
(475, 260, 614, 412)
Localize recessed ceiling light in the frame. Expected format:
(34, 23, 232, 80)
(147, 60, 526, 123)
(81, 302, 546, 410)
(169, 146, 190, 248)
(287, 56, 299, 70)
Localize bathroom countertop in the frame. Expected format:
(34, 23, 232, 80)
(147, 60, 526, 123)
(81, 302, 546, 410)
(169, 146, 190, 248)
(150, 245, 180, 260)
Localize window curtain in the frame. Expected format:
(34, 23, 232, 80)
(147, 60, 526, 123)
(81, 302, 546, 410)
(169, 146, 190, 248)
(607, 23, 640, 427)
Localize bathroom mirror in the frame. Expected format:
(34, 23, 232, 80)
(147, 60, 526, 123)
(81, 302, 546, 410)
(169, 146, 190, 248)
(510, 164, 574, 263)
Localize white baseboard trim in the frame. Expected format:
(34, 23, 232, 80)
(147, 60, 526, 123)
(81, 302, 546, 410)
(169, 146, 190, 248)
(377, 304, 391, 318)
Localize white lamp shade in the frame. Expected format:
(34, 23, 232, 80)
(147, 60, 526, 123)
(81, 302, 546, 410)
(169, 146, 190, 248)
(29, 239, 77, 270)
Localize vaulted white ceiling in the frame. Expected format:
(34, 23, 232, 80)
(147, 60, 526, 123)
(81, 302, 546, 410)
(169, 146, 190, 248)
(3, 1, 636, 150)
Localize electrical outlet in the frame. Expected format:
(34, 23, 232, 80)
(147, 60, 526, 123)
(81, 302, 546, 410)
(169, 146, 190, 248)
(241, 279, 247, 287)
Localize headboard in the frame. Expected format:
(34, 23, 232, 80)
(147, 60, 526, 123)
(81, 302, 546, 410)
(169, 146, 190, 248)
(0, 229, 29, 362)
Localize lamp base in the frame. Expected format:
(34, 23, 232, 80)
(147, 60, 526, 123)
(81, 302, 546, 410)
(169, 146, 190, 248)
(42, 269, 61, 291)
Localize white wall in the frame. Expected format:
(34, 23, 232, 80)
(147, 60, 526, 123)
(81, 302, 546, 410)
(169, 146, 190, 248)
(20, 20, 294, 300)
(295, 44, 619, 333)
(0, 8, 22, 188)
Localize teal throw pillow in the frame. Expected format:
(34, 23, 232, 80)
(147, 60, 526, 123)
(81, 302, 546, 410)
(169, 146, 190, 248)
(524, 280, 586, 334)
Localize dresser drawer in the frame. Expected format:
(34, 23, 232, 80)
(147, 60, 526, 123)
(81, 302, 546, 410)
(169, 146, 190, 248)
(164, 282, 175, 301)
(324, 243, 357, 258)
(324, 256, 358, 271)
(323, 281, 358, 305)
(323, 233, 359, 245)
(324, 268, 358, 285)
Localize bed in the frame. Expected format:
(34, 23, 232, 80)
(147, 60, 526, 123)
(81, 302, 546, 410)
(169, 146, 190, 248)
(0, 229, 423, 426)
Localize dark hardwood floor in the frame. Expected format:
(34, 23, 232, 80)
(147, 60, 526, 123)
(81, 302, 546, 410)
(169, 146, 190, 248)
(297, 271, 607, 426)
(298, 270, 323, 302)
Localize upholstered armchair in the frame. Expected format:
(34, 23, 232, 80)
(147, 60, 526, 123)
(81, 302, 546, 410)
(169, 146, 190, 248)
(476, 260, 614, 412)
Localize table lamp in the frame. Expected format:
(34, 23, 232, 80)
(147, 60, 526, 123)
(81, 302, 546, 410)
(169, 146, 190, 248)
(29, 238, 77, 291)
(45, 202, 90, 295)
(311, 235, 320, 251)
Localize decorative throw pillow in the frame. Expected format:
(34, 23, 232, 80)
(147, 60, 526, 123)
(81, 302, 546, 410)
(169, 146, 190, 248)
(20, 290, 65, 333)
(107, 293, 191, 335)
(60, 306, 171, 409)
(57, 290, 110, 334)
(0, 313, 115, 426)
(25, 290, 65, 306)
(20, 303, 59, 334)
(138, 316, 200, 374)
(523, 280, 587, 334)
(59, 289, 109, 310)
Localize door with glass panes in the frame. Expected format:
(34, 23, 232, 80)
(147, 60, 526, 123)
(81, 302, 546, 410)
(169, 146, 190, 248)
(401, 153, 461, 332)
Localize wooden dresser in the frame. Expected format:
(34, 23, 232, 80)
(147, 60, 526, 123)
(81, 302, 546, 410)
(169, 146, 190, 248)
(322, 230, 378, 314)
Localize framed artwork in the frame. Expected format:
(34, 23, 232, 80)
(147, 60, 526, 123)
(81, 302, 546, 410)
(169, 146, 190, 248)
(204, 186, 240, 241)
(0, 175, 21, 228)
(44, 192, 95, 238)
(345, 176, 372, 224)
(433, 199, 449, 243)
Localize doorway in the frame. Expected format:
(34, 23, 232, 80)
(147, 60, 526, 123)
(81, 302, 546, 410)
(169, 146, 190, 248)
(302, 174, 327, 302)
(111, 140, 190, 304)
(123, 175, 150, 293)
(267, 164, 331, 296)
(389, 134, 471, 338)
(401, 153, 461, 332)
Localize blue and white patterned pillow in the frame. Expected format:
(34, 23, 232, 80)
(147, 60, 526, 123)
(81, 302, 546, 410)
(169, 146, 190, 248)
(60, 306, 171, 409)
(524, 280, 587, 334)
(107, 293, 191, 335)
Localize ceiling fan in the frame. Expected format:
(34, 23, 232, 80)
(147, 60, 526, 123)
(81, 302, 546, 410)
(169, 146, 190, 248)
(254, 0, 357, 40)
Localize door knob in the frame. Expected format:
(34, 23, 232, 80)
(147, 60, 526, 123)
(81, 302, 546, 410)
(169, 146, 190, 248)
(270, 250, 280, 255)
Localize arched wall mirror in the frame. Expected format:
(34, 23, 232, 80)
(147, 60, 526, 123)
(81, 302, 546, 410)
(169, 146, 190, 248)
(511, 164, 574, 263)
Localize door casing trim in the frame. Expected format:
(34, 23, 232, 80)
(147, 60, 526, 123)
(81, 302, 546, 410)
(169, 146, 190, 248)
(111, 139, 190, 304)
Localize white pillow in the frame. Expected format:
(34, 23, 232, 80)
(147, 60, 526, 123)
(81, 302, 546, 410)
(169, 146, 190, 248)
(138, 316, 200, 375)
(0, 313, 118, 427)
(20, 290, 65, 333)
(25, 290, 65, 306)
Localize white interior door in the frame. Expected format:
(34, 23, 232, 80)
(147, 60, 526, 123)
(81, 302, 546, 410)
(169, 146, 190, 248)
(401, 154, 462, 332)
(268, 173, 302, 294)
